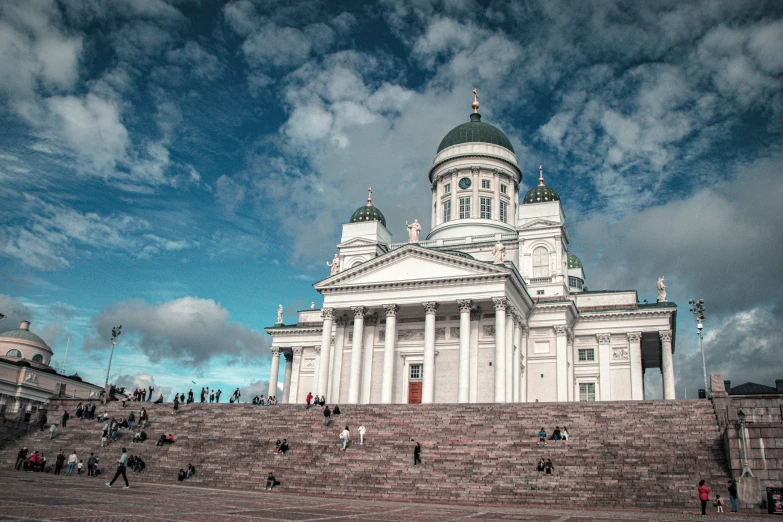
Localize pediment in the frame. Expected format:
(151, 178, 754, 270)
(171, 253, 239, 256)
(337, 237, 381, 248)
(315, 246, 508, 289)
(517, 219, 562, 231)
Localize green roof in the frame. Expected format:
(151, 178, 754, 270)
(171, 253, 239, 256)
(437, 113, 514, 153)
(0, 328, 49, 348)
(567, 253, 582, 269)
(350, 204, 386, 227)
(523, 184, 560, 204)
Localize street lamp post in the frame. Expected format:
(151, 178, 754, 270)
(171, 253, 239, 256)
(104, 325, 122, 394)
(689, 299, 708, 395)
(738, 409, 754, 478)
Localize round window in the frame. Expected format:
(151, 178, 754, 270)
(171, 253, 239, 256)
(32, 354, 44, 363)
(5, 349, 22, 358)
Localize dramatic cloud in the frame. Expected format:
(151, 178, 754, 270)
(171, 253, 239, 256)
(115, 372, 172, 401)
(0, 294, 33, 331)
(83, 297, 269, 367)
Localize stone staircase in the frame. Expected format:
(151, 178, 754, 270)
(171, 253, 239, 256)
(0, 399, 731, 511)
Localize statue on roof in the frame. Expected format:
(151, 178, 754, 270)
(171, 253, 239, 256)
(492, 240, 505, 264)
(276, 304, 283, 324)
(327, 254, 340, 276)
(406, 219, 421, 243)
(310, 302, 316, 310)
(657, 277, 667, 302)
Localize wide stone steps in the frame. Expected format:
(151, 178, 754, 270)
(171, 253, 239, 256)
(0, 399, 730, 510)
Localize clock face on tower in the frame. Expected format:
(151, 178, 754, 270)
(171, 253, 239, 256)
(458, 177, 472, 190)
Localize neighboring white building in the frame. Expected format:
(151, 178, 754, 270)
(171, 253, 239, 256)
(0, 321, 102, 418)
(265, 96, 677, 405)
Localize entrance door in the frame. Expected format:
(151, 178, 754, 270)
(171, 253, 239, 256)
(408, 382, 422, 404)
(408, 363, 423, 404)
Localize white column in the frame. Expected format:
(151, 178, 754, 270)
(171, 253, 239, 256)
(520, 326, 528, 402)
(288, 347, 303, 404)
(450, 168, 458, 221)
(329, 316, 347, 403)
(492, 297, 507, 402)
(316, 308, 335, 398)
(422, 301, 439, 403)
(313, 346, 322, 394)
(431, 186, 437, 226)
(660, 330, 675, 400)
(493, 168, 501, 220)
(505, 307, 514, 402)
(282, 353, 292, 403)
(471, 166, 479, 218)
(512, 314, 521, 402)
(381, 304, 399, 404)
(567, 331, 575, 402)
(457, 299, 472, 403)
(554, 326, 569, 402)
(268, 347, 281, 398)
(361, 313, 377, 404)
(597, 333, 612, 401)
(469, 307, 480, 402)
(347, 306, 366, 404)
(628, 332, 644, 400)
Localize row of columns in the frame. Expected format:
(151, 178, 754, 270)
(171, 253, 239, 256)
(267, 311, 676, 404)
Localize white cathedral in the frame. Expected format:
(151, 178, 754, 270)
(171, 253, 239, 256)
(265, 93, 677, 405)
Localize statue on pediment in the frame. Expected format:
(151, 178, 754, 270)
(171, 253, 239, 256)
(327, 254, 340, 276)
(276, 304, 283, 324)
(657, 277, 667, 302)
(492, 240, 506, 264)
(406, 219, 421, 243)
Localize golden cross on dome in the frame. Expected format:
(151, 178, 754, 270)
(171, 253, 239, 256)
(367, 186, 373, 205)
(539, 165, 545, 186)
(472, 88, 480, 113)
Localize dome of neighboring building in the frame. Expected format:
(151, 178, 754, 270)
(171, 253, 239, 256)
(0, 321, 53, 365)
(523, 166, 560, 204)
(349, 188, 387, 227)
(567, 253, 582, 270)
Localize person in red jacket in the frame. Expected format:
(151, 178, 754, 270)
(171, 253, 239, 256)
(305, 392, 313, 409)
(698, 479, 711, 516)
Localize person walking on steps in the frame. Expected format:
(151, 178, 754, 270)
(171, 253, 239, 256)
(340, 426, 350, 451)
(358, 425, 366, 445)
(728, 478, 739, 513)
(414, 441, 422, 465)
(323, 405, 331, 426)
(54, 450, 65, 475)
(66, 451, 78, 476)
(698, 479, 711, 516)
(106, 448, 130, 488)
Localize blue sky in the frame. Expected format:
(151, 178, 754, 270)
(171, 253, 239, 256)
(1, 0, 782, 400)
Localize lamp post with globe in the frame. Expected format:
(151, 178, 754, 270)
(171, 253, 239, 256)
(689, 299, 708, 395)
(104, 325, 122, 394)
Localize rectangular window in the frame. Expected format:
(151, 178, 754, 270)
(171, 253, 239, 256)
(569, 277, 583, 289)
(481, 179, 491, 189)
(501, 184, 508, 194)
(579, 383, 596, 401)
(500, 201, 508, 223)
(443, 200, 451, 222)
(410, 364, 422, 380)
(578, 348, 595, 361)
(536, 290, 545, 295)
(480, 197, 492, 219)
(459, 197, 471, 219)
(444, 183, 451, 194)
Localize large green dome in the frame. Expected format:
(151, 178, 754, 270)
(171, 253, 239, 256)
(523, 184, 560, 204)
(350, 204, 386, 227)
(437, 113, 514, 153)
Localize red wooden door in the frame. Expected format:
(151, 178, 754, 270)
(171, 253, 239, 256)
(408, 382, 422, 404)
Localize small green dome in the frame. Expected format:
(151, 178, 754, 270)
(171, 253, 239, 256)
(350, 204, 386, 227)
(523, 184, 560, 204)
(0, 328, 49, 349)
(567, 253, 582, 270)
(437, 113, 514, 153)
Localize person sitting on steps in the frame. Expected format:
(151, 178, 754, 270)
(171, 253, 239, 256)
(544, 458, 554, 474)
(536, 458, 545, 473)
(550, 426, 562, 440)
(537, 427, 547, 446)
(185, 463, 196, 478)
(177, 469, 186, 481)
(333, 405, 340, 416)
(561, 426, 569, 441)
(264, 472, 277, 490)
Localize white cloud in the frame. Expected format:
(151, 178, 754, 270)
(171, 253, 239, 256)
(165, 41, 224, 81)
(0, 294, 34, 331)
(242, 23, 312, 69)
(83, 297, 269, 367)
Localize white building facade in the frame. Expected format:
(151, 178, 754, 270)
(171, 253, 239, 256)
(266, 99, 677, 405)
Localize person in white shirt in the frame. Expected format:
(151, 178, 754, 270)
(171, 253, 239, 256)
(358, 425, 366, 445)
(340, 426, 350, 451)
(66, 452, 78, 476)
(561, 427, 569, 440)
(106, 448, 130, 488)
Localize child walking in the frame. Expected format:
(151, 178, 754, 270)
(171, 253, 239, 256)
(716, 495, 724, 513)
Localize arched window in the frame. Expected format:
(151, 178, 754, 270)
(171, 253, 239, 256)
(32, 354, 44, 363)
(532, 247, 549, 278)
(5, 349, 22, 358)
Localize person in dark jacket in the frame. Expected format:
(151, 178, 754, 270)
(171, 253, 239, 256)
(323, 405, 331, 426)
(54, 450, 65, 475)
(414, 442, 422, 465)
(728, 478, 738, 513)
(333, 405, 341, 416)
(15, 447, 27, 470)
(544, 459, 554, 474)
(264, 472, 276, 490)
(61, 411, 69, 427)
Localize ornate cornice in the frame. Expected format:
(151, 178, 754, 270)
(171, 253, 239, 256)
(596, 333, 612, 344)
(352, 306, 367, 319)
(457, 299, 473, 313)
(627, 332, 642, 343)
(264, 327, 322, 336)
(578, 309, 674, 321)
(321, 308, 336, 321)
(383, 304, 400, 316)
(423, 301, 440, 314)
(659, 330, 673, 342)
